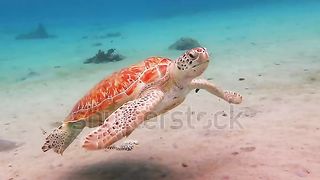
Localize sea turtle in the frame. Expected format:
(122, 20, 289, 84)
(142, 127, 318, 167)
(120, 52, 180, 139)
(42, 47, 242, 154)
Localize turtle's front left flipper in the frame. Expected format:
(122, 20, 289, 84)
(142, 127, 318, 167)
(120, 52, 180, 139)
(82, 89, 164, 151)
(190, 79, 243, 104)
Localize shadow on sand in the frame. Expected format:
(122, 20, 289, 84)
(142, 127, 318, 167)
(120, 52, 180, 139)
(0, 138, 23, 152)
(63, 159, 178, 180)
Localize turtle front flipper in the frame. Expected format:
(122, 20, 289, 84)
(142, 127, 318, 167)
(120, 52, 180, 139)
(190, 79, 243, 104)
(42, 120, 86, 154)
(83, 89, 164, 151)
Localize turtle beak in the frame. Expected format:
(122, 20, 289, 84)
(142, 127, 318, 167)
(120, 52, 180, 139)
(199, 49, 209, 64)
(203, 47, 210, 59)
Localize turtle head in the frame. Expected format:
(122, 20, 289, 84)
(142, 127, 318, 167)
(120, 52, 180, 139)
(172, 47, 210, 85)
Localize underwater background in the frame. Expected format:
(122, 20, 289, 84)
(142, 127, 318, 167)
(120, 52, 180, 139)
(0, 0, 319, 85)
(1, 0, 320, 179)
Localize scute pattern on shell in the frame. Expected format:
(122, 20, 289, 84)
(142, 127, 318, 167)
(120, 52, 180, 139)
(67, 57, 171, 121)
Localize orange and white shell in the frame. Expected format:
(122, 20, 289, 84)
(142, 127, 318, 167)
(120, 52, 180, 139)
(66, 57, 171, 122)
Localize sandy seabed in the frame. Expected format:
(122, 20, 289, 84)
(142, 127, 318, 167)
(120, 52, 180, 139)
(1, 2, 320, 180)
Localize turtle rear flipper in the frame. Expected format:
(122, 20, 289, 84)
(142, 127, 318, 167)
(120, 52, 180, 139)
(42, 121, 85, 154)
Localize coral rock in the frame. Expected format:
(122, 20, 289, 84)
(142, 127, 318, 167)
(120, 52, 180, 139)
(169, 37, 201, 50)
(15, 23, 55, 40)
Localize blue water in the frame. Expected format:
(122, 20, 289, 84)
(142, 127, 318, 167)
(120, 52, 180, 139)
(1, 1, 320, 179)
(0, 0, 319, 77)
(0, 0, 317, 24)
(0, 0, 319, 86)
(0, 0, 287, 23)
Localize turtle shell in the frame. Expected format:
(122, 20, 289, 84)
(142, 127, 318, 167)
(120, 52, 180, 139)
(66, 57, 171, 123)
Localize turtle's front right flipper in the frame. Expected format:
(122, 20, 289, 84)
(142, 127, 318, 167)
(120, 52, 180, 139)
(83, 89, 164, 151)
(41, 120, 85, 155)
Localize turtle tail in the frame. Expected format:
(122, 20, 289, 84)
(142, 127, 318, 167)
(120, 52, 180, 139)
(42, 121, 85, 155)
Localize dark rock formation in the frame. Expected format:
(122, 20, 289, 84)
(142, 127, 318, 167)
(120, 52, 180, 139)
(84, 49, 125, 64)
(96, 32, 122, 39)
(106, 32, 121, 38)
(15, 23, 55, 40)
(92, 42, 103, 47)
(19, 69, 40, 81)
(169, 37, 201, 50)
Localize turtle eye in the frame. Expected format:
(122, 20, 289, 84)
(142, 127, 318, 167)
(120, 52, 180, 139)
(189, 53, 195, 59)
